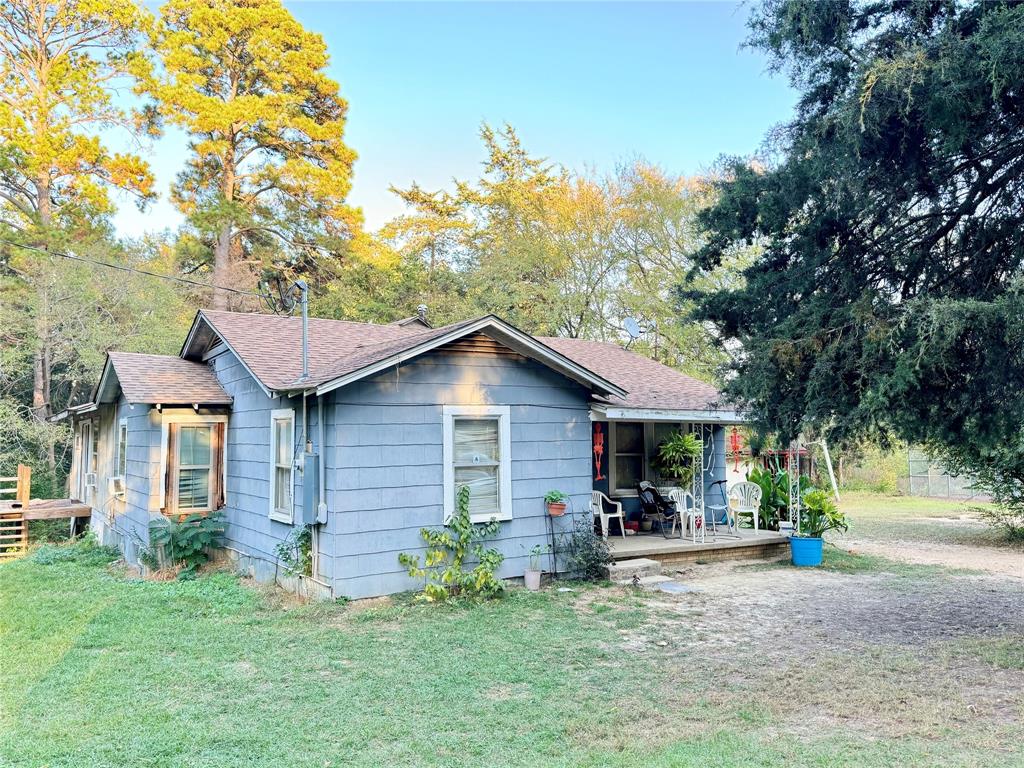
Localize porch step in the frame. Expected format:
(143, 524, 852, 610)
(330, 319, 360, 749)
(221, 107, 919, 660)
(604, 557, 662, 583)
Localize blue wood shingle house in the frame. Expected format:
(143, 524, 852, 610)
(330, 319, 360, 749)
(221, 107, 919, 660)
(66, 308, 742, 598)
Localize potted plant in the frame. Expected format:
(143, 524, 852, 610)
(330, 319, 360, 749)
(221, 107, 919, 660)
(790, 489, 848, 567)
(653, 431, 702, 488)
(748, 465, 814, 531)
(524, 543, 548, 590)
(544, 490, 568, 516)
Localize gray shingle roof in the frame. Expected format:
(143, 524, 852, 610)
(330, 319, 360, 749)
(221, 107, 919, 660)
(188, 310, 728, 412)
(537, 337, 727, 412)
(106, 352, 232, 405)
(193, 310, 469, 391)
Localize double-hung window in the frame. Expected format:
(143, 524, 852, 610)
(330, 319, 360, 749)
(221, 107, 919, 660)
(443, 405, 512, 523)
(117, 419, 128, 478)
(159, 414, 227, 517)
(611, 421, 689, 494)
(269, 409, 295, 523)
(177, 425, 213, 512)
(612, 422, 645, 493)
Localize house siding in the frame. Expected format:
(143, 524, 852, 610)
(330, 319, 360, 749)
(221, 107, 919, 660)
(81, 340, 720, 601)
(322, 350, 591, 599)
(88, 397, 161, 565)
(210, 350, 310, 583)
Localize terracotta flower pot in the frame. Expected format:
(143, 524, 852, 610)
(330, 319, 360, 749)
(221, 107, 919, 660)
(547, 501, 567, 517)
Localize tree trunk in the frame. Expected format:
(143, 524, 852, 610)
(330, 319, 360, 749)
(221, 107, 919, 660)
(32, 173, 57, 484)
(211, 142, 236, 310)
(212, 221, 231, 310)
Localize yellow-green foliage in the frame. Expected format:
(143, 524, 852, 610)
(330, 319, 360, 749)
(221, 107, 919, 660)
(398, 485, 505, 601)
(149, 0, 357, 291)
(0, 0, 155, 227)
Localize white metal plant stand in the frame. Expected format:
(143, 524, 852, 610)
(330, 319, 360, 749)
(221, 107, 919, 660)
(787, 439, 801, 534)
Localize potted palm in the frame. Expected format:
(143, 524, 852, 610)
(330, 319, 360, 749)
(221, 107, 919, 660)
(524, 543, 548, 590)
(544, 490, 568, 516)
(790, 489, 848, 567)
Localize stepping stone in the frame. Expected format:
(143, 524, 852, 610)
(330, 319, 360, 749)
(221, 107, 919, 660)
(636, 575, 674, 587)
(656, 581, 701, 594)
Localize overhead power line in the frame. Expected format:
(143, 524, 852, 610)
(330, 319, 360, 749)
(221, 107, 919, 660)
(0, 239, 267, 298)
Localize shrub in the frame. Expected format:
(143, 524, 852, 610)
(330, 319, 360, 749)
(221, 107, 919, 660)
(975, 504, 1024, 542)
(798, 489, 848, 538)
(275, 524, 313, 576)
(398, 485, 505, 601)
(747, 466, 814, 530)
(563, 515, 612, 580)
(144, 511, 226, 577)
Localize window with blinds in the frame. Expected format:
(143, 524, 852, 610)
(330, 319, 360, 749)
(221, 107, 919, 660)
(443, 405, 512, 523)
(453, 418, 501, 519)
(177, 425, 213, 511)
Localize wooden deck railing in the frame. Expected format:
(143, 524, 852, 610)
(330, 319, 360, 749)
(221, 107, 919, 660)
(0, 465, 31, 559)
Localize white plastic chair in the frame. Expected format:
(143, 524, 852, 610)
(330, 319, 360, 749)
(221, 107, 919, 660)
(591, 491, 626, 540)
(669, 488, 703, 544)
(729, 481, 764, 532)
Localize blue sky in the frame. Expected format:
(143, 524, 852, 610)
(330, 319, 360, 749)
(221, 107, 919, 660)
(114, 1, 797, 237)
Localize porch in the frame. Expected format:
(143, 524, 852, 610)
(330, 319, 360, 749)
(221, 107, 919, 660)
(608, 528, 790, 567)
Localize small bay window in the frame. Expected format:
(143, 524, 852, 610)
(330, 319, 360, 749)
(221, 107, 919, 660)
(159, 413, 227, 517)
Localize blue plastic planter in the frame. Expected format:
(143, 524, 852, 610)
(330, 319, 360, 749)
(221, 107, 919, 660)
(790, 536, 823, 567)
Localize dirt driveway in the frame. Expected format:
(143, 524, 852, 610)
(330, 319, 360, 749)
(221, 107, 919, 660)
(844, 536, 1023, 578)
(581, 515, 1024, 753)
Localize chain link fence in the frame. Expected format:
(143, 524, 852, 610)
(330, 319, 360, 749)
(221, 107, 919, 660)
(902, 448, 990, 500)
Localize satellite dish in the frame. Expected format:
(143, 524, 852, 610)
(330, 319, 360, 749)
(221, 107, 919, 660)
(623, 317, 642, 339)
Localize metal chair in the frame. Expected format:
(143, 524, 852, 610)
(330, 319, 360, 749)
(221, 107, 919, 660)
(705, 480, 738, 536)
(590, 491, 626, 540)
(637, 481, 679, 538)
(668, 488, 703, 543)
(729, 481, 764, 532)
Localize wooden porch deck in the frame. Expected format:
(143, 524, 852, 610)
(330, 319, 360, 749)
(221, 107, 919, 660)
(608, 528, 790, 566)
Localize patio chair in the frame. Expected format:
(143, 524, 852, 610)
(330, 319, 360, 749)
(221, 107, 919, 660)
(705, 480, 738, 536)
(668, 488, 703, 544)
(590, 491, 626, 540)
(636, 481, 679, 538)
(728, 481, 764, 532)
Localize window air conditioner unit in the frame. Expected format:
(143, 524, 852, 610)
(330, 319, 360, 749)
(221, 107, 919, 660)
(108, 476, 126, 499)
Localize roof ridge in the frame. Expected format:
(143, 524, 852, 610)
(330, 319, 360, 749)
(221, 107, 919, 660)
(199, 308, 416, 331)
(108, 350, 195, 361)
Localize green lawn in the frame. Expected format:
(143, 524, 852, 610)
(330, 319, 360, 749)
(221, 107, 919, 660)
(840, 491, 1016, 548)
(1, 504, 1022, 767)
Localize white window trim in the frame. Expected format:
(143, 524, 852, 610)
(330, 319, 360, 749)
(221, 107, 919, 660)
(117, 418, 128, 478)
(269, 408, 296, 524)
(158, 412, 229, 510)
(608, 421, 687, 496)
(442, 404, 512, 524)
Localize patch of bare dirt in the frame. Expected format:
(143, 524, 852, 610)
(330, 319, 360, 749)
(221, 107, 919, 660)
(597, 559, 1024, 743)
(844, 537, 1024, 578)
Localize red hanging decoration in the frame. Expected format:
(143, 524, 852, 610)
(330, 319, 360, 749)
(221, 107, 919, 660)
(593, 423, 605, 481)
